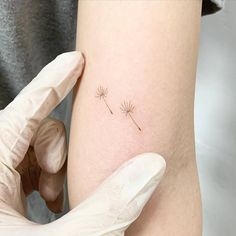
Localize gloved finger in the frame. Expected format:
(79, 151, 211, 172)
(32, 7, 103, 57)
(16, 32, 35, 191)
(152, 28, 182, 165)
(0, 51, 84, 169)
(31, 117, 67, 213)
(39, 163, 66, 213)
(49, 153, 166, 236)
(31, 117, 67, 174)
(45, 190, 64, 214)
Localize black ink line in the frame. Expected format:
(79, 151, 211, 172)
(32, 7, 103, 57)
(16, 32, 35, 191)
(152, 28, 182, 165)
(128, 112, 141, 131)
(102, 96, 113, 114)
(120, 101, 141, 131)
(96, 86, 113, 114)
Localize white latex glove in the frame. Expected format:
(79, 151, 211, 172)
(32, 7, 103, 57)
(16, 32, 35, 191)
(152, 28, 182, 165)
(0, 51, 166, 236)
(16, 117, 67, 214)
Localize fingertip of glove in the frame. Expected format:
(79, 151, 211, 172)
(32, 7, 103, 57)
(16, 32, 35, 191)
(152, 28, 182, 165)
(131, 152, 166, 178)
(57, 51, 85, 68)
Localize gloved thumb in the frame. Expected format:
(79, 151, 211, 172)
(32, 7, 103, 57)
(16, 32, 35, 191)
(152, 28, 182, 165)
(48, 152, 166, 236)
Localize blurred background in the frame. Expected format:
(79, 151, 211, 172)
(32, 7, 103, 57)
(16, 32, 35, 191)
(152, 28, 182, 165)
(196, 1, 236, 235)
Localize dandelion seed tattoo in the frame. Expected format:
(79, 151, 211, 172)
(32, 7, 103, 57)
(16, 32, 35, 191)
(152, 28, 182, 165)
(96, 86, 113, 114)
(120, 101, 141, 131)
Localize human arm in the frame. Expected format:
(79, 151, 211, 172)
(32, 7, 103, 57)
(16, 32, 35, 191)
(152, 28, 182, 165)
(0, 52, 165, 235)
(68, 1, 202, 235)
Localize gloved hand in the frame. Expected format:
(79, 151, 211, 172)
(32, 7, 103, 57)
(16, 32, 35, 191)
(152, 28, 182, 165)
(0, 51, 166, 235)
(16, 116, 67, 214)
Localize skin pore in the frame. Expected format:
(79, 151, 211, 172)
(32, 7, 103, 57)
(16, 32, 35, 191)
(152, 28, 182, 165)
(68, 1, 203, 235)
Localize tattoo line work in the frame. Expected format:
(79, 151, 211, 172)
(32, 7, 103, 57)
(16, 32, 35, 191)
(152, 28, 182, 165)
(96, 86, 113, 114)
(120, 101, 141, 131)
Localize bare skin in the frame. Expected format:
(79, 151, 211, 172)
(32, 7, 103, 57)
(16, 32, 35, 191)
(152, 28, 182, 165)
(68, 1, 203, 235)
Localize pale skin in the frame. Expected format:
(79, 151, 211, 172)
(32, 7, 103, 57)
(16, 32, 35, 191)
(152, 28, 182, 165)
(68, 1, 203, 235)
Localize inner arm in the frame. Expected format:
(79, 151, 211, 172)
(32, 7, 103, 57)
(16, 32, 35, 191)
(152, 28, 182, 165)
(68, 1, 202, 235)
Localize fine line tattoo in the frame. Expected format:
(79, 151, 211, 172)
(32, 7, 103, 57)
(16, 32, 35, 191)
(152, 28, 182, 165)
(96, 86, 113, 114)
(120, 101, 141, 131)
